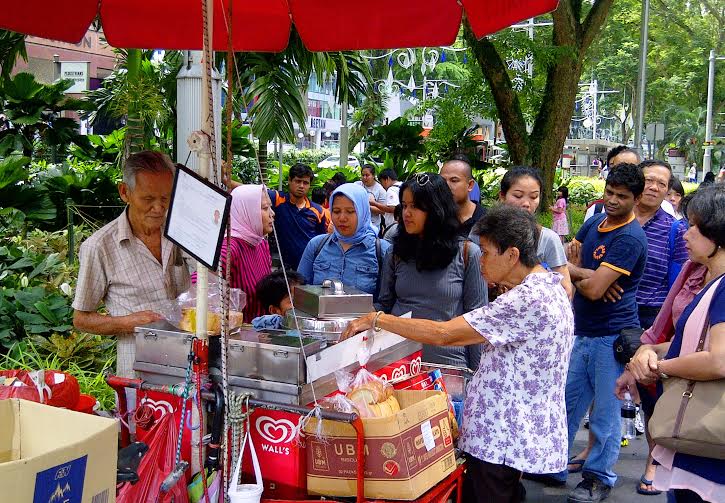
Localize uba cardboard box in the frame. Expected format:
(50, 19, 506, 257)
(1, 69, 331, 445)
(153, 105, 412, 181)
(0, 399, 118, 503)
(304, 390, 456, 500)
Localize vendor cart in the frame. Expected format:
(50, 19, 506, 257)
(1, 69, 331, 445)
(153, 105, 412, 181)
(107, 377, 466, 503)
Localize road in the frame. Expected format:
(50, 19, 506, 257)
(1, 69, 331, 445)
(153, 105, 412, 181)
(523, 426, 667, 502)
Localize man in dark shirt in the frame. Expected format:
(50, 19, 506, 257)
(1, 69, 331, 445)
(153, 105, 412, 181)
(268, 164, 329, 269)
(557, 163, 648, 502)
(440, 154, 485, 237)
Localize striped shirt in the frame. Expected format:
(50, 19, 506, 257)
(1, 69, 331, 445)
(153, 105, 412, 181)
(219, 237, 272, 323)
(637, 208, 675, 307)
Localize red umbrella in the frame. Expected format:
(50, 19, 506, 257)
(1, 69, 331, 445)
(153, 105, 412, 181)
(0, 0, 558, 51)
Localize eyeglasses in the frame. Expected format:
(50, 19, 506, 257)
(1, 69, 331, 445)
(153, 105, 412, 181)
(414, 173, 431, 186)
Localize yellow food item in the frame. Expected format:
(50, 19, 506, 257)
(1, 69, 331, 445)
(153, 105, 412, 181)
(180, 308, 243, 334)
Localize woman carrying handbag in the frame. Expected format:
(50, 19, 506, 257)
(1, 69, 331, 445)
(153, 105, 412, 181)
(621, 184, 725, 503)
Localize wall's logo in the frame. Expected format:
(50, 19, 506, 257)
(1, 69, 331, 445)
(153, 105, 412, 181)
(139, 397, 175, 419)
(256, 416, 297, 445)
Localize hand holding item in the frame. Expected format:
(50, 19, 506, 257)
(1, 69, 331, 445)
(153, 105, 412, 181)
(627, 346, 660, 384)
(341, 312, 375, 341)
(614, 370, 640, 401)
(126, 310, 164, 329)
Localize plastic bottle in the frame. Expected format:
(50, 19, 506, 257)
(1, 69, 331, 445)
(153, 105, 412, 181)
(621, 392, 637, 440)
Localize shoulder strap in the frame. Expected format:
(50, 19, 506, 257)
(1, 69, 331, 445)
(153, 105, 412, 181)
(594, 202, 604, 214)
(313, 234, 333, 261)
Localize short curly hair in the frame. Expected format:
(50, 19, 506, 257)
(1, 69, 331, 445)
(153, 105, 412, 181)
(472, 205, 540, 268)
(606, 163, 645, 198)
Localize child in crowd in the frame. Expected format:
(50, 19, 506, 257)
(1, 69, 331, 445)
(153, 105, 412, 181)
(551, 185, 569, 244)
(251, 270, 304, 329)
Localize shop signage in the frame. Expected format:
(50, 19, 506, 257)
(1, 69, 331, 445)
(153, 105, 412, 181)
(60, 62, 90, 93)
(309, 117, 326, 129)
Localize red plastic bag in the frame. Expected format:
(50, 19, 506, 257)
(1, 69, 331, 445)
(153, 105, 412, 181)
(0, 369, 79, 409)
(118, 413, 189, 503)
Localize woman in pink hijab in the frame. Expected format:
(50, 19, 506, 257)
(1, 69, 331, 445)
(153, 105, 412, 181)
(222, 184, 275, 322)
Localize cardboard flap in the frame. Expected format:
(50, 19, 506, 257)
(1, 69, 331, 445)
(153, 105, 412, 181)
(0, 400, 20, 463)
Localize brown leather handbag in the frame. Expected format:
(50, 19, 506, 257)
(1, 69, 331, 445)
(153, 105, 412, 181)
(649, 276, 725, 460)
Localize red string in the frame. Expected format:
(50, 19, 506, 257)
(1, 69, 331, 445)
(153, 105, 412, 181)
(134, 402, 156, 430)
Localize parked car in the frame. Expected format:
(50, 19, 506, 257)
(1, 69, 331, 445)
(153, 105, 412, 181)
(317, 155, 360, 169)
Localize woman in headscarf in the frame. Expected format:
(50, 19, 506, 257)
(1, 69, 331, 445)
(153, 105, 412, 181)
(221, 184, 275, 322)
(297, 183, 391, 296)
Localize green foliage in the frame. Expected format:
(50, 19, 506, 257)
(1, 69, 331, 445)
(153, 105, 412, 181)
(69, 128, 126, 166)
(365, 118, 425, 179)
(231, 156, 261, 185)
(35, 159, 123, 230)
(0, 154, 57, 225)
(0, 72, 91, 159)
(0, 30, 27, 79)
(222, 121, 256, 160)
(30, 332, 115, 372)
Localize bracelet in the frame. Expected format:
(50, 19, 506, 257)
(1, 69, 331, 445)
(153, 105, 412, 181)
(373, 311, 384, 333)
(657, 360, 670, 380)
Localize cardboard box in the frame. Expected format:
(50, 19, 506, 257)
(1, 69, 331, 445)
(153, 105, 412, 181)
(0, 399, 118, 503)
(304, 390, 456, 500)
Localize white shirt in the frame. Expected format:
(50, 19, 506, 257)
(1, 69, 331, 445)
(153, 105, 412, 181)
(355, 180, 387, 228)
(383, 182, 402, 227)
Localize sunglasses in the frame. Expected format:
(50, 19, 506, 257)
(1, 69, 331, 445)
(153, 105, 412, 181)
(414, 173, 431, 186)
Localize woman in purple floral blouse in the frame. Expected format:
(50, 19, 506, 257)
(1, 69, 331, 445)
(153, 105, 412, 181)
(343, 205, 575, 503)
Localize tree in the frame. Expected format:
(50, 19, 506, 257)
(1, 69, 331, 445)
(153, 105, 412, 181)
(0, 30, 26, 80)
(465, 1, 614, 209)
(365, 117, 425, 179)
(0, 72, 91, 159)
(234, 30, 371, 174)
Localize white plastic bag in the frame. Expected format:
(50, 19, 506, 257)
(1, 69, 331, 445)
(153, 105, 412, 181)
(228, 428, 263, 503)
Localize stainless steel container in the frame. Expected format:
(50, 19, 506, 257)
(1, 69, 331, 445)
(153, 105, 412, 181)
(282, 310, 356, 343)
(134, 320, 194, 369)
(292, 280, 374, 318)
(226, 329, 324, 384)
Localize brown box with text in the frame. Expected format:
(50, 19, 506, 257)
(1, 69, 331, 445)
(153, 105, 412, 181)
(304, 390, 456, 500)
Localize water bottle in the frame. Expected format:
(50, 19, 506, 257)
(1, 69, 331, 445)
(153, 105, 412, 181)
(621, 392, 636, 439)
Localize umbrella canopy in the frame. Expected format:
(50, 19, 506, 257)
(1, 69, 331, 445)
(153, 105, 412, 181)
(0, 0, 558, 52)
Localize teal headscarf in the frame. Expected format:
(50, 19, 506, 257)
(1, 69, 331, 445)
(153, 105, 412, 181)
(330, 183, 377, 245)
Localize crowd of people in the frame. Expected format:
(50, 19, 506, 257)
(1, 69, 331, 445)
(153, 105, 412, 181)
(71, 148, 724, 503)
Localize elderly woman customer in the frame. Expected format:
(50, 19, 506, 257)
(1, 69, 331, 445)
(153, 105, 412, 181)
(375, 173, 486, 370)
(343, 205, 574, 503)
(620, 184, 725, 503)
(297, 183, 391, 296)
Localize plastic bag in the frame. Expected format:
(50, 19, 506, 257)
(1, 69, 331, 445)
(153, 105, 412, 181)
(118, 413, 189, 503)
(0, 369, 79, 409)
(162, 275, 247, 334)
(188, 469, 220, 503)
(319, 394, 357, 414)
(335, 367, 395, 418)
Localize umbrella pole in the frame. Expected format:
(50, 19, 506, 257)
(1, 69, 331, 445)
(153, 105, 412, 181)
(190, 0, 215, 482)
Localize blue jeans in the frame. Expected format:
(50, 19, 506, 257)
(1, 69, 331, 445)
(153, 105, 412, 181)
(553, 335, 625, 487)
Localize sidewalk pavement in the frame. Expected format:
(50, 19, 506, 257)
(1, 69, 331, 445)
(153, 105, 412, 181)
(522, 426, 667, 502)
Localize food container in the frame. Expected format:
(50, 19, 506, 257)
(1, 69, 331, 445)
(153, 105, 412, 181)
(292, 280, 374, 318)
(282, 310, 356, 343)
(226, 329, 324, 385)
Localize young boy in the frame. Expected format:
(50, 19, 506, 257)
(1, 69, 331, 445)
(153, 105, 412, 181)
(255, 270, 304, 316)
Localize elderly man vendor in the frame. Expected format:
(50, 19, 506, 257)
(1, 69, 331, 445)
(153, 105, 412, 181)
(72, 151, 190, 378)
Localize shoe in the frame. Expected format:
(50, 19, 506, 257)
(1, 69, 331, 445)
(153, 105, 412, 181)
(621, 437, 629, 447)
(568, 457, 585, 473)
(522, 472, 566, 487)
(567, 474, 612, 503)
(583, 413, 590, 429)
(636, 475, 662, 496)
(635, 408, 645, 436)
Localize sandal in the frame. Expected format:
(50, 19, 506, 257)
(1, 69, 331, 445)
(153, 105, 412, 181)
(567, 457, 585, 473)
(637, 475, 662, 495)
